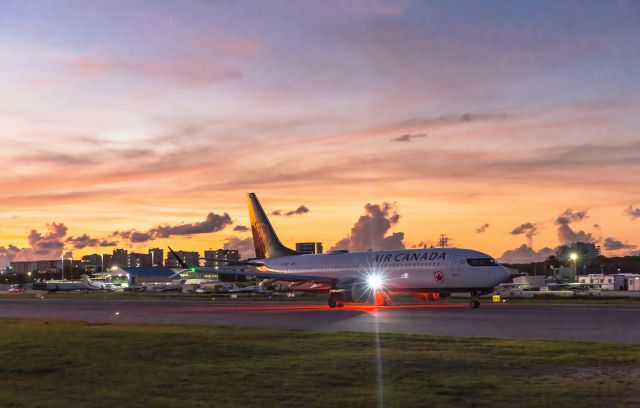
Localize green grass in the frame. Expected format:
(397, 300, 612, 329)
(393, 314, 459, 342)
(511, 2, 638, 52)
(1, 319, 639, 407)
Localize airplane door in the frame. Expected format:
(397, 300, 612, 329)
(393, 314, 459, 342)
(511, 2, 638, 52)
(452, 256, 462, 284)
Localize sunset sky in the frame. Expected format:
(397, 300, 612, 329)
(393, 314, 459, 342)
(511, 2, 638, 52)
(1, 0, 639, 266)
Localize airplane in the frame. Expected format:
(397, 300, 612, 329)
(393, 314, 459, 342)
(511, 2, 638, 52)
(32, 275, 110, 292)
(169, 193, 510, 308)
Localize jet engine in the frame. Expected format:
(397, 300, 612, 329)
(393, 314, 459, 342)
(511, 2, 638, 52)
(328, 277, 390, 307)
(329, 278, 368, 304)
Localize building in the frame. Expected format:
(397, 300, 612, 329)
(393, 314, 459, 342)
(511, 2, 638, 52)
(578, 273, 640, 290)
(557, 242, 600, 262)
(165, 251, 199, 267)
(149, 248, 164, 266)
(550, 266, 577, 282)
(204, 249, 240, 268)
(11, 260, 60, 275)
(128, 252, 152, 268)
(296, 242, 323, 254)
(102, 254, 113, 270)
(628, 276, 640, 291)
(81, 254, 103, 273)
(106, 266, 179, 286)
(10, 259, 83, 278)
(112, 249, 129, 268)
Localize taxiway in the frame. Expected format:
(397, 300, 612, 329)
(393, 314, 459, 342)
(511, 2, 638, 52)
(1, 298, 639, 343)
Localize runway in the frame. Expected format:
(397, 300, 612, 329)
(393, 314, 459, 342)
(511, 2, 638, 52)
(1, 298, 639, 343)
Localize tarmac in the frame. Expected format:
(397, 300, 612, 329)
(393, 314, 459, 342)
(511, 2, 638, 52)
(1, 298, 640, 343)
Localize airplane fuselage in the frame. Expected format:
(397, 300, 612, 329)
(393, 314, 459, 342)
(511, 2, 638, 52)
(258, 247, 509, 293)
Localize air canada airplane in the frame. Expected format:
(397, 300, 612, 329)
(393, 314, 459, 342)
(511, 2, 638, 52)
(170, 193, 509, 308)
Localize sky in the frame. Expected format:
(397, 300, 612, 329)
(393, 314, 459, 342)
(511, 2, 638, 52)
(1, 0, 639, 266)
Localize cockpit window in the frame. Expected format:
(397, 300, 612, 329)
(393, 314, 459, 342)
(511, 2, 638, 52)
(467, 258, 498, 267)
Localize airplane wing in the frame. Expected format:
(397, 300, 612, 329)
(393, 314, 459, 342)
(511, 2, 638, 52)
(210, 269, 336, 283)
(185, 266, 336, 283)
(168, 247, 335, 284)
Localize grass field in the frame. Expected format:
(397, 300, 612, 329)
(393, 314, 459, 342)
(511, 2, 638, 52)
(1, 319, 639, 407)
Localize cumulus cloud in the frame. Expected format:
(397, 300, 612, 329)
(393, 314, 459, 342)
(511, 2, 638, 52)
(0, 245, 21, 269)
(17, 223, 68, 260)
(554, 209, 588, 225)
(554, 209, 595, 245)
(602, 237, 637, 251)
(66, 234, 99, 249)
(286, 205, 309, 216)
(510, 222, 538, 246)
(223, 236, 255, 259)
(330, 202, 404, 251)
(271, 205, 310, 216)
(233, 225, 249, 232)
(557, 224, 595, 245)
(115, 212, 232, 243)
(499, 244, 555, 264)
(475, 223, 490, 233)
(624, 205, 640, 220)
(1, 223, 70, 266)
(392, 133, 428, 142)
(65, 234, 118, 249)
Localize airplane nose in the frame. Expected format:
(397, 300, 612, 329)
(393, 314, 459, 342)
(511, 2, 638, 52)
(497, 266, 510, 283)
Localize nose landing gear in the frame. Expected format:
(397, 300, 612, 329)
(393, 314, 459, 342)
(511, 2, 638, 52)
(470, 291, 480, 308)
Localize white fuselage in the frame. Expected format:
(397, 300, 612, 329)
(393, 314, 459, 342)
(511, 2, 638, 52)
(258, 248, 509, 292)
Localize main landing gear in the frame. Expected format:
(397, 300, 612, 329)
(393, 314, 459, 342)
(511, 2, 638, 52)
(374, 289, 392, 306)
(328, 294, 345, 308)
(469, 292, 480, 309)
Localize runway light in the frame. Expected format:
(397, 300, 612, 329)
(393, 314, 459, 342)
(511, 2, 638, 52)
(115, 311, 120, 316)
(367, 274, 383, 290)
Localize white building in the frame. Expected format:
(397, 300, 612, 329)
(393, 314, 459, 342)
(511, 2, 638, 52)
(626, 275, 640, 291)
(578, 274, 640, 290)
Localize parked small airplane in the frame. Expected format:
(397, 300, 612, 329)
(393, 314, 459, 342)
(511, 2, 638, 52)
(32, 275, 109, 292)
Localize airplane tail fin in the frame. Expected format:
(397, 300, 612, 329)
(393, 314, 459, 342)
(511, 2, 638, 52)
(247, 193, 298, 259)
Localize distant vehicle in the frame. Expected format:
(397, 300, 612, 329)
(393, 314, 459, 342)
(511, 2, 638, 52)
(8, 286, 24, 293)
(169, 193, 510, 308)
(195, 288, 210, 294)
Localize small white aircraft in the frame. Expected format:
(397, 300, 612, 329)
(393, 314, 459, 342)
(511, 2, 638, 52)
(170, 193, 509, 308)
(32, 275, 109, 292)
